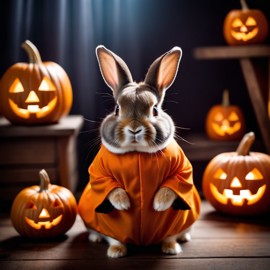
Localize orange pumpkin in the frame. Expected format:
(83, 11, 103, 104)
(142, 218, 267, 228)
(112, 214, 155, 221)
(223, 0, 268, 45)
(202, 132, 270, 216)
(205, 90, 245, 141)
(11, 169, 77, 238)
(0, 40, 73, 125)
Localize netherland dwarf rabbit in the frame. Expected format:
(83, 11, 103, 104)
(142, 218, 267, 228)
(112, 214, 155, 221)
(78, 46, 201, 258)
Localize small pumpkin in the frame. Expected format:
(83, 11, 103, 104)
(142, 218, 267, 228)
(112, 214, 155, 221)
(0, 40, 73, 125)
(205, 90, 245, 141)
(202, 132, 270, 216)
(11, 169, 77, 238)
(223, 0, 268, 45)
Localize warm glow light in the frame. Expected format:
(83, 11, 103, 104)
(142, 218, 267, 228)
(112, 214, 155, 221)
(25, 215, 63, 230)
(25, 91, 40, 103)
(232, 18, 243, 27)
(9, 78, 24, 93)
(228, 112, 239, 121)
(231, 17, 259, 41)
(214, 168, 227, 180)
(212, 122, 241, 136)
(38, 77, 57, 91)
(8, 96, 58, 118)
(210, 183, 266, 206)
(230, 177, 242, 188)
(245, 168, 263, 180)
(246, 17, 257, 26)
(39, 208, 50, 218)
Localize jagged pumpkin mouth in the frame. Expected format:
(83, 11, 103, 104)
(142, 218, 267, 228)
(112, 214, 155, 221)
(231, 27, 259, 41)
(9, 97, 58, 119)
(25, 214, 63, 230)
(210, 183, 266, 206)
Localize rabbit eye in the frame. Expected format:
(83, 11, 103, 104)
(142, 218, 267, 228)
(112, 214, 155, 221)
(114, 105, 120, 116)
(153, 105, 159, 117)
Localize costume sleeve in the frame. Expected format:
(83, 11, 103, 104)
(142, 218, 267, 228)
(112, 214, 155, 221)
(89, 150, 123, 213)
(161, 146, 196, 210)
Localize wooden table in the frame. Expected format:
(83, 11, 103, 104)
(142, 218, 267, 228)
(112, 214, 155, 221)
(0, 115, 84, 206)
(193, 45, 270, 154)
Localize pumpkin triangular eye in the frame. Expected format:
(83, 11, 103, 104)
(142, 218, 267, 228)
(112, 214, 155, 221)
(232, 18, 243, 28)
(228, 112, 239, 121)
(9, 78, 24, 93)
(214, 113, 224, 122)
(38, 77, 56, 91)
(25, 201, 37, 210)
(51, 199, 62, 208)
(214, 168, 227, 180)
(245, 168, 263, 180)
(246, 17, 257, 26)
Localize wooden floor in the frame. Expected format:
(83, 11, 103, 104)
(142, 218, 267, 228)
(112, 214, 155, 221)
(1, 200, 270, 270)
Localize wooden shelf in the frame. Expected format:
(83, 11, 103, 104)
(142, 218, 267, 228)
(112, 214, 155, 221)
(179, 133, 265, 162)
(193, 45, 270, 154)
(0, 115, 84, 204)
(194, 45, 270, 59)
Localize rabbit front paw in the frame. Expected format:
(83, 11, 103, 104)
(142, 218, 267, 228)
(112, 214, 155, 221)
(108, 188, 131, 210)
(153, 187, 177, 211)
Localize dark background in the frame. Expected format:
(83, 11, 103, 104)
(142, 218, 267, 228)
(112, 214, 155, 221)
(0, 0, 269, 190)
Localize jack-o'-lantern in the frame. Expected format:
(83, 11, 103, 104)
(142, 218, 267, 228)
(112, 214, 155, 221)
(206, 90, 245, 141)
(0, 40, 73, 125)
(223, 0, 268, 45)
(11, 169, 77, 238)
(202, 132, 270, 216)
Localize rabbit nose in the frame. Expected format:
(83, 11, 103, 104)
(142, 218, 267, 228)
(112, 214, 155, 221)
(128, 128, 142, 135)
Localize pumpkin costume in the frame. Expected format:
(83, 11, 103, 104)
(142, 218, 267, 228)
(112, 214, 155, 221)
(78, 139, 200, 245)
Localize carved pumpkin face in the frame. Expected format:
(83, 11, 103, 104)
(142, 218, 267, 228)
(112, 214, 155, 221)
(210, 110, 243, 137)
(24, 198, 64, 230)
(0, 40, 73, 125)
(230, 16, 259, 42)
(223, 3, 268, 45)
(11, 170, 77, 238)
(206, 91, 245, 141)
(8, 77, 58, 119)
(203, 132, 270, 216)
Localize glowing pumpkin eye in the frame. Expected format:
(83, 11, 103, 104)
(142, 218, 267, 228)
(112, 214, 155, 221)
(245, 168, 263, 180)
(228, 112, 239, 121)
(214, 168, 227, 180)
(25, 201, 37, 210)
(232, 18, 243, 28)
(246, 17, 257, 26)
(38, 77, 57, 91)
(9, 78, 24, 93)
(214, 113, 224, 122)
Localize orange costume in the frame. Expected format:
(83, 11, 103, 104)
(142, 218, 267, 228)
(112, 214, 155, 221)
(78, 139, 201, 245)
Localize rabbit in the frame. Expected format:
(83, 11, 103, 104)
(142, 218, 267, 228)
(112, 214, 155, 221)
(78, 45, 201, 258)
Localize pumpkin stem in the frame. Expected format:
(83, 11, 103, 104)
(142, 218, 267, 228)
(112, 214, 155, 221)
(222, 89, 230, 107)
(240, 0, 249, 10)
(39, 169, 50, 192)
(21, 40, 42, 64)
(236, 132, 255, 156)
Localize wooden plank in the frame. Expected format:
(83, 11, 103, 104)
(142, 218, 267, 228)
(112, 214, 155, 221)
(1, 258, 270, 270)
(0, 138, 56, 165)
(193, 46, 270, 59)
(1, 212, 270, 260)
(0, 115, 84, 138)
(178, 133, 266, 161)
(56, 135, 78, 191)
(240, 58, 270, 153)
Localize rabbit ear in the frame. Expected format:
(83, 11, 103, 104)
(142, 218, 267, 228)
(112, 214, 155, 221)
(96, 45, 133, 97)
(144, 47, 182, 98)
